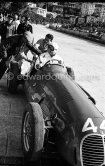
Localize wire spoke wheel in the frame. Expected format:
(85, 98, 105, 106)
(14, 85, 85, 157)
(23, 112, 33, 152)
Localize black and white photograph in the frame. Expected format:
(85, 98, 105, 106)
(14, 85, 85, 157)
(0, 1, 105, 166)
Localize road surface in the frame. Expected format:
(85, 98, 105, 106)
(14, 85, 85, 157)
(0, 24, 105, 164)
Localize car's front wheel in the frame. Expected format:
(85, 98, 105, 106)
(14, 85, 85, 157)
(21, 102, 45, 165)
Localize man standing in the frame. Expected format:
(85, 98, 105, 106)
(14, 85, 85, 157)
(0, 15, 16, 43)
(17, 16, 33, 34)
(0, 13, 4, 23)
(13, 13, 20, 34)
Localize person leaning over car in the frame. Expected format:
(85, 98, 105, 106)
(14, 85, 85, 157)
(35, 42, 75, 80)
(47, 42, 75, 79)
(17, 16, 33, 34)
(0, 34, 22, 80)
(0, 30, 41, 80)
(35, 33, 54, 53)
(35, 42, 64, 69)
(14, 30, 41, 76)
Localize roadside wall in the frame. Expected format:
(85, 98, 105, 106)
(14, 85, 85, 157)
(49, 24, 105, 45)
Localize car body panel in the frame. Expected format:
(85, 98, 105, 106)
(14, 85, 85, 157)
(24, 64, 105, 166)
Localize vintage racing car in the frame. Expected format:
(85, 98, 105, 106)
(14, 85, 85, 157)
(6, 56, 105, 166)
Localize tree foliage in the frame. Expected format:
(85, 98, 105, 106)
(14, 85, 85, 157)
(0, 2, 12, 12)
(0, 2, 28, 14)
(10, 2, 28, 13)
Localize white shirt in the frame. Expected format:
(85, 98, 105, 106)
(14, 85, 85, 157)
(14, 20, 20, 30)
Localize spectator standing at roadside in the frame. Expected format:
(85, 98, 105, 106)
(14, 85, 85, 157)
(0, 13, 4, 23)
(20, 16, 25, 24)
(17, 16, 33, 34)
(0, 15, 16, 43)
(13, 13, 20, 34)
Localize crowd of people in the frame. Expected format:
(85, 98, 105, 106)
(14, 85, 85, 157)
(0, 12, 66, 82)
(47, 16, 105, 35)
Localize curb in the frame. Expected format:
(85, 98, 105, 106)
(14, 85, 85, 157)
(49, 25, 105, 45)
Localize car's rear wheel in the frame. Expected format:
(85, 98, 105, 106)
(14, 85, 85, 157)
(21, 102, 45, 165)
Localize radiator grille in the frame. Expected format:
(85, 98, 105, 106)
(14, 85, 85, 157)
(81, 134, 105, 166)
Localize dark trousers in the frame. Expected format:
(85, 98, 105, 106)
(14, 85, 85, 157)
(0, 58, 7, 79)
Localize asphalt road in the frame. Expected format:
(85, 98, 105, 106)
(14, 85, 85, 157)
(0, 76, 27, 165)
(0, 24, 105, 165)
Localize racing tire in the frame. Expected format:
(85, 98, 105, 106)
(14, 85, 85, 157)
(7, 62, 19, 93)
(66, 67, 75, 80)
(21, 102, 45, 164)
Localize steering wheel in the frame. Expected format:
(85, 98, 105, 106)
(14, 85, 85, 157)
(35, 63, 41, 70)
(44, 59, 64, 67)
(34, 56, 42, 70)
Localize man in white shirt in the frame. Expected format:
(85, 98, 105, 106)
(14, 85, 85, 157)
(35, 42, 64, 69)
(13, 14, 20, 33)
(35, 42, 75, 80)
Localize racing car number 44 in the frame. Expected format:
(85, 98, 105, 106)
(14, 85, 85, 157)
(82, 118, 105, 133)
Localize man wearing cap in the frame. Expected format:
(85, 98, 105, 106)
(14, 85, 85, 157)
(17, 16, 33, 34)
(0, 15, 16, 43)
